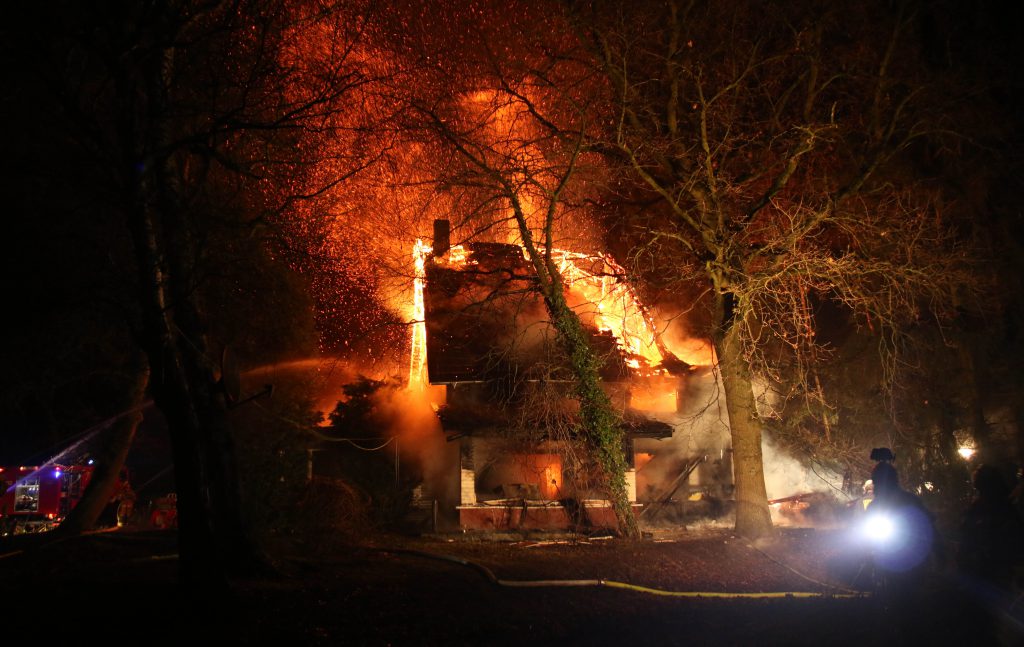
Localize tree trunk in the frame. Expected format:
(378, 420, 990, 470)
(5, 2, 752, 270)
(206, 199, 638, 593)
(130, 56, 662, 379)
(511, 221, 638, 537)
(54, 354, 149, 537)
(715, 321, 774, 539)
(129, 172, 260, 586)
(126, 195, 225, 586)
(157, 150, 258, 579)
(117, 31, 259, 587)
(548, 294, 640, 539)
(507, 196, 640, 538)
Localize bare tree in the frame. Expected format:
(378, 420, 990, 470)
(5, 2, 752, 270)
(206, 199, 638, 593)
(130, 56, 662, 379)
(571, 0, 984, 536)
(420, 104, 639, 535)
(383, 8, 643, 534)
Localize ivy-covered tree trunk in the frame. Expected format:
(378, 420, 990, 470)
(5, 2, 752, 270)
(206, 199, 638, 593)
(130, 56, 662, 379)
(547, 289, 640, 538)
(410, 29, 642, 537)
(513, 205, 640, 539)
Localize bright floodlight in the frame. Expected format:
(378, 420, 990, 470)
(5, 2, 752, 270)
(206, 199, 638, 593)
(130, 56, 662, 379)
(958, 447, 976, 460)
(863, 513, 897, 544)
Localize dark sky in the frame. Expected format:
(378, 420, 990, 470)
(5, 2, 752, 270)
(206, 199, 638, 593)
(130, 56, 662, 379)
(1, 0, 1023, 467)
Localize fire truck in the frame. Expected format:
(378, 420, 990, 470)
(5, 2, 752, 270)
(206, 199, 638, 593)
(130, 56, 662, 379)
(0, 463, 130, 535)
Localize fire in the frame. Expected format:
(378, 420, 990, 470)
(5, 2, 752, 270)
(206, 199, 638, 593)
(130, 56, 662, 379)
(668, 337, 716, 368)
(629, 383, 678, 413)
(408, 239, 430, 389)
(549, 249, 663, 371)
(635, 452, 654, 472)
(408, 241, 674, 386)
(513, 454, 563, 500)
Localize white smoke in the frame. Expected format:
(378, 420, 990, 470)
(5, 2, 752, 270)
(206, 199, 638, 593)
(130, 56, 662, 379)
(760, 434, 843, 500)
(635, 363, 843, 505)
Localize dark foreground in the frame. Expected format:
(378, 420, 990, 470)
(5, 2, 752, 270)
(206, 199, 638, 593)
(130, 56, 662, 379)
(0, 527, 1020, 646)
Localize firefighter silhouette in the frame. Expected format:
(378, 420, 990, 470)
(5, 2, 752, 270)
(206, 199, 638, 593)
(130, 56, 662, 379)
(866, 460, 936, 574)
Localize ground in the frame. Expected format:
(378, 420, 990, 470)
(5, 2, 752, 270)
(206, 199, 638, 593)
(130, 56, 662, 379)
(0, 526, 1020, 645)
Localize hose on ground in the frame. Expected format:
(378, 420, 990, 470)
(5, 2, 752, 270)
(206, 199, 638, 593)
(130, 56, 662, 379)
(378, 548, 864, 599)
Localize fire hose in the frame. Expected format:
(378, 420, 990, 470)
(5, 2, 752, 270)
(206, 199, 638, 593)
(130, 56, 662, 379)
(378, 548, 864, 599)
(0, 542, 861, 599)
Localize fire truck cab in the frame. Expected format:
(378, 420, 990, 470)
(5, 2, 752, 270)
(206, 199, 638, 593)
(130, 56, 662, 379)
(0, 464, 96, 534)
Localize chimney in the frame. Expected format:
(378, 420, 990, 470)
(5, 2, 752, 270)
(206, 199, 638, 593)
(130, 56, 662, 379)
(433, 219, 451, 256)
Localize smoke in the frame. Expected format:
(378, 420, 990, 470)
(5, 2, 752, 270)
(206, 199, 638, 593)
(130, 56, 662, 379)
(760, 434, 843, 500)
(242, 354, 463, 520)
(634, 370, 731, 502)
(634, 365, 844, 516)
(378, 385, 457, 508)
(648, 305, 716, 367)
(245, 340, 844, 531)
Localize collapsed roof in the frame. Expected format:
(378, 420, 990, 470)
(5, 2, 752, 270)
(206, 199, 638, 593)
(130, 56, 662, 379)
(422, 238, 677, 439)
(423, 241, 634, 385)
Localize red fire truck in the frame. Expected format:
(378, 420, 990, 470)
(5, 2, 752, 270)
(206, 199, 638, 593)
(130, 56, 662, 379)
(0, 463, 129, 535)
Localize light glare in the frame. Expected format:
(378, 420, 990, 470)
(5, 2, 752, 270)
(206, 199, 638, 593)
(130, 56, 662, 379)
(863, 513, 896, 544)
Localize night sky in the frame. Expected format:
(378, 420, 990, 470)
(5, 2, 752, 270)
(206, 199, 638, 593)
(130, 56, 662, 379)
(1, 0, 1023, 479)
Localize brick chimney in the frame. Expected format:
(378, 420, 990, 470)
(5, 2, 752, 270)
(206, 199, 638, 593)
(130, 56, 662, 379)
(433, 219, 451, 256)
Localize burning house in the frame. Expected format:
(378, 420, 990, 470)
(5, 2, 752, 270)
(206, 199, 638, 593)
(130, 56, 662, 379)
(412, 220, 724, 531)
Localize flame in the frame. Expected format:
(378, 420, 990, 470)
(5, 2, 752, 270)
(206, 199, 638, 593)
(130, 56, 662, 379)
(408, 239, 430, 389)
(629, 384, 678, 413)
(409, 240, 672, 386)
(536, 455, 563, 500)
(515, 453, 563, 499)
(668, 337, 715, 368)
(635, 452, 654, 472)
(551, 249, 666, 372)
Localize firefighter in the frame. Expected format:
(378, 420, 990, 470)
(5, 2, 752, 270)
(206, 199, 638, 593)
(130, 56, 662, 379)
(859, 459, 940, 643)
(866, 461, 936, 572)
(859, 455, 941, 617)
(860, 479, 874, 512)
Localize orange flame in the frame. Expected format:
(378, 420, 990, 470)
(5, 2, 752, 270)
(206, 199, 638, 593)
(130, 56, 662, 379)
(548, 249, 664, 371)
(409, 241, 670, 386)
(408, 239, 430, 389)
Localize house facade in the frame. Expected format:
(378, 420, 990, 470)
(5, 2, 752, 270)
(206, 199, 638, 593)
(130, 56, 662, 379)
(420, 220, 681, 532)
